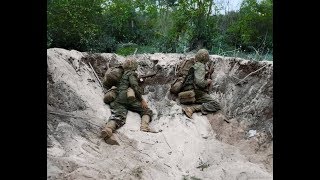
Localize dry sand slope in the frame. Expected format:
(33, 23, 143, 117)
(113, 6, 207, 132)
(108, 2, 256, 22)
(47, 48, 273, 180)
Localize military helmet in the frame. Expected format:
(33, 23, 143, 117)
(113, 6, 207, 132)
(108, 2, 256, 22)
(123, 57, 138, 71)
(195, 49, 209, 63)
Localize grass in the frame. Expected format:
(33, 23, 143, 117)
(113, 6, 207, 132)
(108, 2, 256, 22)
(116, 46, 137, 56)
(115, 42, 273, 61)
(213, 47, 273, 61)
(116, 44, 159, 56)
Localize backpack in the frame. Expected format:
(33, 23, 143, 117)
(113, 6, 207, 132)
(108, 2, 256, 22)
(170, 58, 195, 94)
(103, 65, 124, 89)
(181, 67, 195, 91)
(177, 58, 195, 77)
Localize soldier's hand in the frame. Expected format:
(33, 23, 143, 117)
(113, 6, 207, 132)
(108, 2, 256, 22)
(141, 99, 148, 109)
(207, 79, 213, 85)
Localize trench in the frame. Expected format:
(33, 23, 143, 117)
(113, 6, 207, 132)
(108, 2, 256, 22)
(47, 48, 273, 179)
(81, 53, 273, 173)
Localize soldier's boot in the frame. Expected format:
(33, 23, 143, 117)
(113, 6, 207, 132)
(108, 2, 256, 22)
(182, 105, 202, 119)
(101, 120, 119, 145)
(140, 115, 158, 133)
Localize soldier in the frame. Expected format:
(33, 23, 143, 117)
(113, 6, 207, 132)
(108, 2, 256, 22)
(179, 49, 222, 118)
(101, 57, 155, 145)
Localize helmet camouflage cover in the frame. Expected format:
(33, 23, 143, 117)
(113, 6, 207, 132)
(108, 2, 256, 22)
(195, 49, 209, 63)
(123, 57, 138, 71)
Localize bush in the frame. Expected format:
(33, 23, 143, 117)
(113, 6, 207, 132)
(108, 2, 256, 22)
(136, 45, 159, 54)
(116, 43, 138, 56)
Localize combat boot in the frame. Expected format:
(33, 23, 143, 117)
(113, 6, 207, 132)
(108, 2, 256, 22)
(140, 115, 158, 133)
(182, 105, 202, 119)
(101, 120, 119, 145)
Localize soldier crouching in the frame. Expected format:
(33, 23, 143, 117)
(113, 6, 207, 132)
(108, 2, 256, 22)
(179, 49, 222, 118)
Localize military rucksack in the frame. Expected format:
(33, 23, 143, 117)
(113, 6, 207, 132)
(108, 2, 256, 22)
(181, 66, 195, 91)
(177, 67, 196, 104)
(177, 58, 195, 77)
(170, 58, 195, 94)
(103, 65, 124, 89)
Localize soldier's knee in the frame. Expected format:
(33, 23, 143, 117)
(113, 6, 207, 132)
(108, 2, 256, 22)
(202, 100, 221, 112)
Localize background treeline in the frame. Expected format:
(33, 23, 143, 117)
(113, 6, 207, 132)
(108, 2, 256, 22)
(47, 0, 272, 60)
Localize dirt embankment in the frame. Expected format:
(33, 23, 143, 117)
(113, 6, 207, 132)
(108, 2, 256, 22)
(47, 48, 273, 179)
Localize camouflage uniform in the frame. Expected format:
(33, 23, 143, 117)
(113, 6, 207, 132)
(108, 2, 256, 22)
(101, 58, 155, 145)
(180, 49, 221, 118)
(181, 62, 221, 113)
(109, 70, 153, 129)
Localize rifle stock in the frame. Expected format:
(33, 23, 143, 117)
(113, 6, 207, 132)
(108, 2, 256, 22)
(138, 69, 159, 83)
(139, 72, 157, 79)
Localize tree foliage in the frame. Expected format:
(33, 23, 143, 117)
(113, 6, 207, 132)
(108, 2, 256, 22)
(226, 0, 273, 53)
(47, 0, 105, 51)
(48, 0, 273, 59)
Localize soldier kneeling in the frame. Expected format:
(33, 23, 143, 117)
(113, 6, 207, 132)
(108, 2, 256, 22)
(171, 49, 224, 119)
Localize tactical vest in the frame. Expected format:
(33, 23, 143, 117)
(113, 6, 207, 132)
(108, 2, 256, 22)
(170, 58, 195, 94)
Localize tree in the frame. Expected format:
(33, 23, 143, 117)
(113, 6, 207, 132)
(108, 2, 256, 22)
(227, 0, 273, 53)
(47, 0, 104, 51)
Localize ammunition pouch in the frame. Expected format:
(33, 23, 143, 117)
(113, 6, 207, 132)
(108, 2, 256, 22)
(127, 87, 136, 102)
(178, 90, 196, 104)
(170, 76, 185, 94)
(103, 86, 118, 104)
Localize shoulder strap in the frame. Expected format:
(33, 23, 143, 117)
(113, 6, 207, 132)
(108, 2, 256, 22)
(181, 66, 195, 90)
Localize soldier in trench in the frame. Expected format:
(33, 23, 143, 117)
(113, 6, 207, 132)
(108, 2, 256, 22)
(172, 49, 224, 119)
(101, 57, 156, 145)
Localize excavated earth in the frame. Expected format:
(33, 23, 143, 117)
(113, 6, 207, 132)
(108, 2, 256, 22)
(47, 48, 273, 180)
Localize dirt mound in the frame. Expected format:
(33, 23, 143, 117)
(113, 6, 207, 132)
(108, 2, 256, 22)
(47, 48, 273, 179)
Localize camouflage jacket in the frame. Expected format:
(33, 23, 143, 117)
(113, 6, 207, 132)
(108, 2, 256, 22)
(117, 70, 143, 101)
(193, 62, 208, 89)
(182, 62, 208, 91)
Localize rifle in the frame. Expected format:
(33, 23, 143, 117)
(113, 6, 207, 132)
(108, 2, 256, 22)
(105, 86, 117, 93)
(139, 72, 157, 79)
(138, 69, 159, 83)
(205, 61, 214, 79)
(205, 61, 215, 92)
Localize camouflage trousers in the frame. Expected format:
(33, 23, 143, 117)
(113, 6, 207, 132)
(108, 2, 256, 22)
(108, 99, 153, 129)
(182, 89, 221, 113)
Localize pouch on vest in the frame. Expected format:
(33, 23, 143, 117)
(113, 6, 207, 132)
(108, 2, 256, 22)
(127, 87, 136, 101)
(170, 76, 185, 94)
(178, 90, 195, 104)
(103, 86, 117, 104)
(103, 66, 124, 89)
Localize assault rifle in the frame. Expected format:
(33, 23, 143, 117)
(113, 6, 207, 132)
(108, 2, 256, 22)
(205, 61, 215, 92)
(138, 69, 159, 83)
(205, 61, 215, 79)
